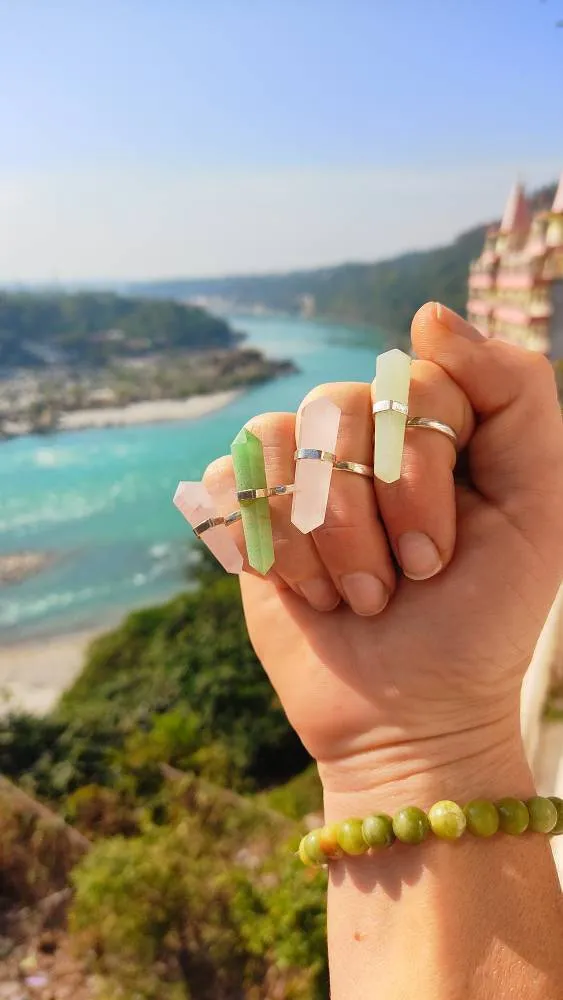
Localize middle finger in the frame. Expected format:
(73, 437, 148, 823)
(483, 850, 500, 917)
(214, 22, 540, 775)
(298, 382, 397, 616)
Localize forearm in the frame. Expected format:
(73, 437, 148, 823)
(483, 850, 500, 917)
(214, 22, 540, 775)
(322, 728, 563, 1000)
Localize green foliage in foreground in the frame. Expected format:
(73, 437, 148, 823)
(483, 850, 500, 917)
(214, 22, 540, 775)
(1, 553, 324, 995)
(60, 572, 309, 789)
(71, 813, 327, 1000)
(1, 553, 310, 801)
(261, 764, 323, 820)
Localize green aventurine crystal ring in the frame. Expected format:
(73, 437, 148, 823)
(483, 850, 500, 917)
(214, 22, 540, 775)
(192, 485, 295, 538)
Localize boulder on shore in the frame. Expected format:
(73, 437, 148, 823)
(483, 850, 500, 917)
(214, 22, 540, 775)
(0, 551, 54, 586)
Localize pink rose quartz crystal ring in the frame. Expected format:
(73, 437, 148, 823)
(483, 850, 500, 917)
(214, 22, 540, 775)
(173, 481, 243, 575)
(291, 398, 372, 534)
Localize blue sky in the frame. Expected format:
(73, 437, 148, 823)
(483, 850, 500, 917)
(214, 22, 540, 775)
(0, 0, 561, 281)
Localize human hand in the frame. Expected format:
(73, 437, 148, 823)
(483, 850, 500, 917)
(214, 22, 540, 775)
(204, 304, 563, 804)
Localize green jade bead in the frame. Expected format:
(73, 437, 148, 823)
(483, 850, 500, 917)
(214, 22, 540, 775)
(428, 800, 467, 840)
(302, 829, 328, 865)
(496, 797, 529, 835)
(361, 813, 395, 849)
(319, 822, 343, 858)
(298, 836, 315, 866)
(526, 796, 558, 833)
(392, 806, 430, 845)
(464, 799, 500, 837)
(336, 818, 369, 856)
(548, 796, 563, 835)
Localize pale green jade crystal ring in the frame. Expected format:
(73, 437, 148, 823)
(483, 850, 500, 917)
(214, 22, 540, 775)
(372, 348, 458, 483)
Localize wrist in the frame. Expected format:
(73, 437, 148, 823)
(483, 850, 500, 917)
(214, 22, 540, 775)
(319, 716, 534, 822)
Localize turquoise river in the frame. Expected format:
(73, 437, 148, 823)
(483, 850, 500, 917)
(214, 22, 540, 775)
(0, 315, 387, 642)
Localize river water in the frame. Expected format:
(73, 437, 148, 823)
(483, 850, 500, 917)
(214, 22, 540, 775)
(0, 315, 386, 641)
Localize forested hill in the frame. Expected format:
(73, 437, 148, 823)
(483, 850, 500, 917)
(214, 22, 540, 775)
(131, 183, 557, 335)
(0, 291, 237, 368)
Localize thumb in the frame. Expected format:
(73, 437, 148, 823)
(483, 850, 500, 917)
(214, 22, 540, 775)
(411, 303, 563, 532)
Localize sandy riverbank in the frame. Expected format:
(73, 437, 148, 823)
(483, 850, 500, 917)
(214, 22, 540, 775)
(58, 389, 241, 431)
(0, 628, 101, 716)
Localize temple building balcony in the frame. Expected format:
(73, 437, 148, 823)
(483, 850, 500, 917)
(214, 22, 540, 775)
(496, 270, 534, 290)
(493, 320, 549, 353)
(543, 252, 563, 280)
(468, 271, 494, 290)
(529, 297, 553, 319)
(469, 257, 496, 275)
(494, 304, 531, 326)
(467, 298, 493, 317)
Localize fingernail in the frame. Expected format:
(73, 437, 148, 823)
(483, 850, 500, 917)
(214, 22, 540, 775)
(397, 531, 442, 580)
(435, 303, 485, 342)
(299, 578, 340, 612)
(340, 573, 389, 616)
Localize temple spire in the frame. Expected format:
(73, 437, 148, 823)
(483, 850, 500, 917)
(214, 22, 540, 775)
(552, 173, 563, 214)
(500, 182, 531, 234)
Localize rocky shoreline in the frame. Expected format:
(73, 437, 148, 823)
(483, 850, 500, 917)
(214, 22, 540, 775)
(0, 348, 296, 440)
(0, 551, 54, 586)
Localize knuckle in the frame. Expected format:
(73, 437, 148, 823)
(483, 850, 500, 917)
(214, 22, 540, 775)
(244, 412, 294, 440)
(203, 455, 232, 487)
(527, 351, 555, 385)
(299, 383, 342, 410)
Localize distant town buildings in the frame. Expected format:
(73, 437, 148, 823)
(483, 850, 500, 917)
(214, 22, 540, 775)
(467, 174, 563, 356)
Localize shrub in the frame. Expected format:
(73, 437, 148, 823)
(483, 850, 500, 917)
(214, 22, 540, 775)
(60, 574, 310, 789)
(71, 818, 264, 1000)
(0, 789, 83, 904)
(70, 809, 327, 1000)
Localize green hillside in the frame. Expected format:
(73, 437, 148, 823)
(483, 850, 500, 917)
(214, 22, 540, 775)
(132, 183, 557, 335)
(0, 291, 237, 368)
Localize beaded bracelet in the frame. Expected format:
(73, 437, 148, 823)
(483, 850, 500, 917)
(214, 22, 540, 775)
(298, 795, 563, 866)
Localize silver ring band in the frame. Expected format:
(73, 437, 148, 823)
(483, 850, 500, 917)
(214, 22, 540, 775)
(406, 417, 458, 446)
(294, 448, 337, 464)
(193, 509, 242, 536)
(373, 400, 409, 417)
(236, 484, 295, 502)
(294, 448, 372, 479)
(333, 460, 372, 477)
(193, 515, 225, 538)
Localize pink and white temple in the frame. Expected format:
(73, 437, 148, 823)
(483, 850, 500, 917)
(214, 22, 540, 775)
(467, 174, 563, 356)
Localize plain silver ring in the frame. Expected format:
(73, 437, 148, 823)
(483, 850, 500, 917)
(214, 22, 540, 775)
(294, 448, 372, 478)
(193, 509, 242, 536)
(294, 447, 337, 464)
(372, 400, 409, 417)
(236, 484, 296, 502)
(406, 417, 458, 446)
(192, 515, 225, 538)
(333, 460, 372, 478)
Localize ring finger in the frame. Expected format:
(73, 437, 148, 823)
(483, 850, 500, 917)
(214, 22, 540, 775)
(299, 382, 398, 615)
(373, 358, 474, 580)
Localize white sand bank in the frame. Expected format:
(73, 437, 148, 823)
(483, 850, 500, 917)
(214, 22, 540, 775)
(59, 389, 241, 431)
(0, 629, 101, 716)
